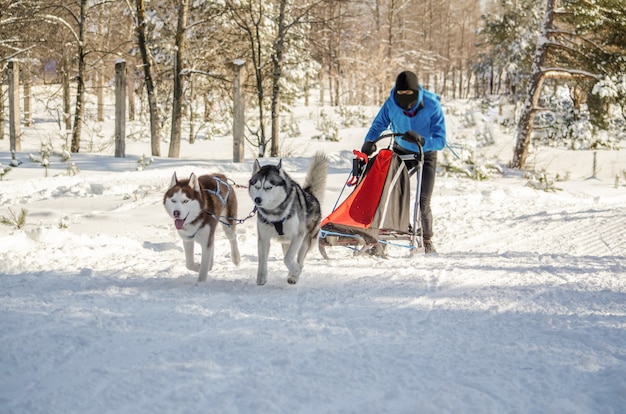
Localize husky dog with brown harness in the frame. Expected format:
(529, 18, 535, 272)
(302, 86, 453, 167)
(163, 173, 240, 282)
(248, 152, 328, 285)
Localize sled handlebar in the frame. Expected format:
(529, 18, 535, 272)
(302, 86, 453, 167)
(374, 132, 424, 149)
(347, 132, 423, 187)
(372, 132, 403, 144)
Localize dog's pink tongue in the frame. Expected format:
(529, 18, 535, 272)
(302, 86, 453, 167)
(174, 219, 185, 230)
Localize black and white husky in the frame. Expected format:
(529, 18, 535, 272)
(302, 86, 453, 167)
(163, 172, 240, 282)
(249, 152, 328, 285)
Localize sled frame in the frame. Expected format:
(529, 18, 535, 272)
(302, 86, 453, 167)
(319, 133, 425, 259)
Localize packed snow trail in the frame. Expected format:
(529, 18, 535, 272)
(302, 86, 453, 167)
(1, 166, 625, 414)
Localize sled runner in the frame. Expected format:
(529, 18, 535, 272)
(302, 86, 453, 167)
(318, 133, 425, 259)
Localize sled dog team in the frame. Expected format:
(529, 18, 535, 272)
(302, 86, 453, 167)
(163, 152, 328, 285)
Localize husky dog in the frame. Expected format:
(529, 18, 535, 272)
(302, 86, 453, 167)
(163, 172, 240, 282)
(249, 152, 328, 285)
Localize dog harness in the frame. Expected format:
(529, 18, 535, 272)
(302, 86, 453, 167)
(257, 186, 304, 236)
(271, 214, 291, 236)
(203, 177, 231, 206)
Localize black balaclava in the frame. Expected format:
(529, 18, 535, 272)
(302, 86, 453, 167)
(394, 71, 419, 110)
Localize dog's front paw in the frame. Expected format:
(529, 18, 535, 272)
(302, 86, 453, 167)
(187, 263, 200, 272)
(287, 274, 299, 285)
(232, 252, 241, 266)
(256, 273, 267, 286)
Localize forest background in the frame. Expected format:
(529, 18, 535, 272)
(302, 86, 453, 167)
(1, 0, 625, 169)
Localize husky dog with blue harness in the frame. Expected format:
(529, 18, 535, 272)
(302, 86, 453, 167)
(164, 172, 240, 282)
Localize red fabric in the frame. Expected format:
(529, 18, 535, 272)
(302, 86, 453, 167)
(321, 149, 393, 229)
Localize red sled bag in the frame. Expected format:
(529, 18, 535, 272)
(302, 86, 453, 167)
(319, 133, 425, 257)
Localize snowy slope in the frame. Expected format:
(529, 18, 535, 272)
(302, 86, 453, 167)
(1, 98, 625, 414)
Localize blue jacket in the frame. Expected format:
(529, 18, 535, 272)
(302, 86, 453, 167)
(364, 86, 446, 153)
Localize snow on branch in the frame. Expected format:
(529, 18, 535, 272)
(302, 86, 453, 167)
(547, 30, 610, 55)
(540, 67, 600, 80)
(39, 14, 80, 44)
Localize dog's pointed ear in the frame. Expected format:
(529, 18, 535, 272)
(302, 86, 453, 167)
(277, 159, 282, 170)
(169, 172, 179, 189)
(189, 173, 201, 192)
(253, 159, 261, 174)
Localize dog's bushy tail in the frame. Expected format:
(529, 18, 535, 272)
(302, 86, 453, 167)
(303, 151, 328, 203)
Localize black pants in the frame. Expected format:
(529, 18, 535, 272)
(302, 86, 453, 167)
(418, 151, 437, 241)
(393, 147, 438, 241)
(401, 150, 437, 241)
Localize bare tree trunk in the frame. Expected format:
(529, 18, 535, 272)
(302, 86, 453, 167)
(115, 60, 126, 158)
(62, 55, 72, 132)
(512, 0, 555, 169)
(270, 0, 287, 158)
(97, 68, 104, 122)
(8, 61, 21, 152)
(333, 68, 340, 107)
(135, 0, 161, 157)
(458, 61, 464, 99)
(70, 0, 87, 153)
(318, 69, 325, 105)
(0, 72, 5, 140)
(203, 94, 210, 122)
(327, 65, 334, 106)
(168, 0, 189, 158)
(188, 77, 195, 145)
(451, 67, 456, 99)
(127, 62, 135, 121)
(304, 72, 310, 107)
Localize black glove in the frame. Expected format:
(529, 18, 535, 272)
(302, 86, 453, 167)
(351, 157, 364, 179)
(403, 130, 425, 146)
(361, 140, 377, 156)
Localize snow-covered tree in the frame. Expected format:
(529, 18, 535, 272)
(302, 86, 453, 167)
(512, 0, 626, 168)
(477, 0, 544, 97)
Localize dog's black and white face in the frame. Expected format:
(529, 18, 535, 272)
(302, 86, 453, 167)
(249, 160, 291, 211)
(163, 172, 203, 231)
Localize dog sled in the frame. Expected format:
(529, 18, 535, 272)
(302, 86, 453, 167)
(318, 133, 425, 259)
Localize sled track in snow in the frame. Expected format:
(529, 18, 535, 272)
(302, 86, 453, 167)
(561, 206, 626, 257)
(468, 204, 626, 257)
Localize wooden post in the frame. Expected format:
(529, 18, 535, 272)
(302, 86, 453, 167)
(232, 59, 245, 163)
(592, 151, 597, 179)
(8, 60, 21, 152)
(114, 60, 126, 158)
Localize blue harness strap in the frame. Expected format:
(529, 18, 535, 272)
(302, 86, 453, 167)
(204, 176, 231, 206)
(202, 178, 258, 228)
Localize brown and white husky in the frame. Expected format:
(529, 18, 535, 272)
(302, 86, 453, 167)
(163, 172, 240, 282)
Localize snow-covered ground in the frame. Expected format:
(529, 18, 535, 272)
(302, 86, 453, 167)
(1, 95, 625, 413)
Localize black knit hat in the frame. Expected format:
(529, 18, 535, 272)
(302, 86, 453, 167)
(395, 71, 419, 92)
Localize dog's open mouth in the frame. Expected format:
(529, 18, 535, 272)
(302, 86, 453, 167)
(174, 214, 187, 230)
